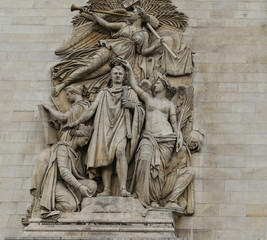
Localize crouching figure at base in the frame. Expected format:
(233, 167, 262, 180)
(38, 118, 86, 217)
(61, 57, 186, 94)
(30, 124, 97, 219)
(162, 130, 204, 214)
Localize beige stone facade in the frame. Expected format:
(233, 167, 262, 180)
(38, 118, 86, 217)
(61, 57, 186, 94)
(0, 0, 266, 239)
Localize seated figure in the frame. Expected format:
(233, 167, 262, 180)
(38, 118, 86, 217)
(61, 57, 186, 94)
(161, 130, 204, 214)
(30, 124, 96, 218)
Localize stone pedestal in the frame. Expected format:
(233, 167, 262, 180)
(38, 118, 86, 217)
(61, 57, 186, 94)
(22, 197, 183, 239)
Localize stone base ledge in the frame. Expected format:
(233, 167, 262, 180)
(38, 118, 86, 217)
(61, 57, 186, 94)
(21, 197, 184, 239)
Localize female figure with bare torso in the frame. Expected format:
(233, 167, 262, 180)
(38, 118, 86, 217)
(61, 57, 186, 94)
(121, 60, 183, 207)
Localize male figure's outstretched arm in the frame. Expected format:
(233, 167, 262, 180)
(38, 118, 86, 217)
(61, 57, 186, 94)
(62, 91, 102, 130)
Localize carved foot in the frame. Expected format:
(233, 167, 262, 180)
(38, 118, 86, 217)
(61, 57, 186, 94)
(41, 210, 61, 219)
(131, 192, 137, 198)
(151, 202, 159, 208)
(165, 201, 184, 211)
(97, 190, 112, 197)
(120, 189, 131, 197)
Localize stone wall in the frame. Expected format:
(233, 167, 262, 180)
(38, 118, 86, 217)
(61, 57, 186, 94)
(0, 0, 266, 239)
(0, 0, 85, 238)
(175, 0, 267, 239)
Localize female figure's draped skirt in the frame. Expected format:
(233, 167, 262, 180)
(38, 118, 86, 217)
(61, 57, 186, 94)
(130, 131, 176, 207)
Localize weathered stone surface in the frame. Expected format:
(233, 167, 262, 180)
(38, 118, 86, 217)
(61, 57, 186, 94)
(80, 196, 147, 216)
(22, 197, 181, 239)
(1, 0, 267, 239)
(19, 4, 198, 240)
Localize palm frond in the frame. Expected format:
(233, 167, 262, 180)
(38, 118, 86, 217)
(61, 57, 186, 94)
(177, 86, 194, 131)
(140, 0, 188, 30)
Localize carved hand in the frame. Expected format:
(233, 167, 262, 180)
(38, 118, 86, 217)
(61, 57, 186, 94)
(79, 185, 90, 197)
(156, 38, 165, 49)
(176, 131, 183, 152)
(80, 7, 94, 17)
(122, 99, 134, 110)
(62, 121, 78, 131)
(120, 59, 132, 70)
(42, 103, 52, 111)
(86, 184, 95, 193)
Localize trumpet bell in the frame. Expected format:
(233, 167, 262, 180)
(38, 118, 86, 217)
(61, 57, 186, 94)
(71, 4, 82, 12)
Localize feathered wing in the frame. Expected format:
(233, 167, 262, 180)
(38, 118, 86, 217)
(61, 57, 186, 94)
(176, 85, 195, 216)
(56, 0, 188, 56)
(179, 86, 194, 130)
(171, 86, 194, 134)
(85, 0, 123, 11)
(51, 0, 130, 110)
(55, 0, 126, 56)
(139, 0, 193, 77)
(140, 0, 188, 30)
(51, 0, 191, 110)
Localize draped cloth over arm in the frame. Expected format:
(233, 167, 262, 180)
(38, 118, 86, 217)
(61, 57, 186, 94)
(86, 87, 145, 170)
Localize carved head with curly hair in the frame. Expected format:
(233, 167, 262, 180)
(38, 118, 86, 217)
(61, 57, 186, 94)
(153, 71, 176, 97)
(70, 124, 93, 148)
(127, 5, 159, 28)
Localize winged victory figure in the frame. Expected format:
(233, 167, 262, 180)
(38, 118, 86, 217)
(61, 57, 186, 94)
(50, 0, 193, 111)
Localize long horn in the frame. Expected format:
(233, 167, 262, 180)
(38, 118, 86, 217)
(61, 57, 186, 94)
(71, 3, 130, 17)
(71, 4, 83, 12)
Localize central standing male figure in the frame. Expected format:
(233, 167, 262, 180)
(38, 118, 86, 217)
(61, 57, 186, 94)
(64, 60, 144, 197)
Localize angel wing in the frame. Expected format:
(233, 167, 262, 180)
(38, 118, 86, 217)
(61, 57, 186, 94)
(139, 0, 192, 77)
(172, 85, 194, 136)
(55, 0, 188, 56)
(140, 0, 188, 31)
(51, 0, 191, 111)
(55, 0, 127, 56)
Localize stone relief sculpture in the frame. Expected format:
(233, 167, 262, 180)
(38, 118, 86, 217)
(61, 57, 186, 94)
(63, 60, 145, 197)
(122, 59, 182, 207)
(42, 85, 91, 142)
(23, 0, 203, 238)
(162, 130, 204, 215)
(30, 124, 96, 219)
(50, 0, 192, 111)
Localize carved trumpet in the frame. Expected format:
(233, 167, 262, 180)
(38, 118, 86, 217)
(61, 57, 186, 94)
(71, 4, 177, 59)
(146, 23, 177, 59)
(71, 4, 131, 17)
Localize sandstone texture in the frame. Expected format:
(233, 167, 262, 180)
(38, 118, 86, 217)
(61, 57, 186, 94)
(0, 0, 267, 240)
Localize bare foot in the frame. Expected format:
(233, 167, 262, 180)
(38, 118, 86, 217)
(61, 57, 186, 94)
(151, 202, 159, 208)
(97, 190, 111, 197)
(120, 189, 131, 197)
(131, 192, 137, 198)
(165, 201, 184, 211)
